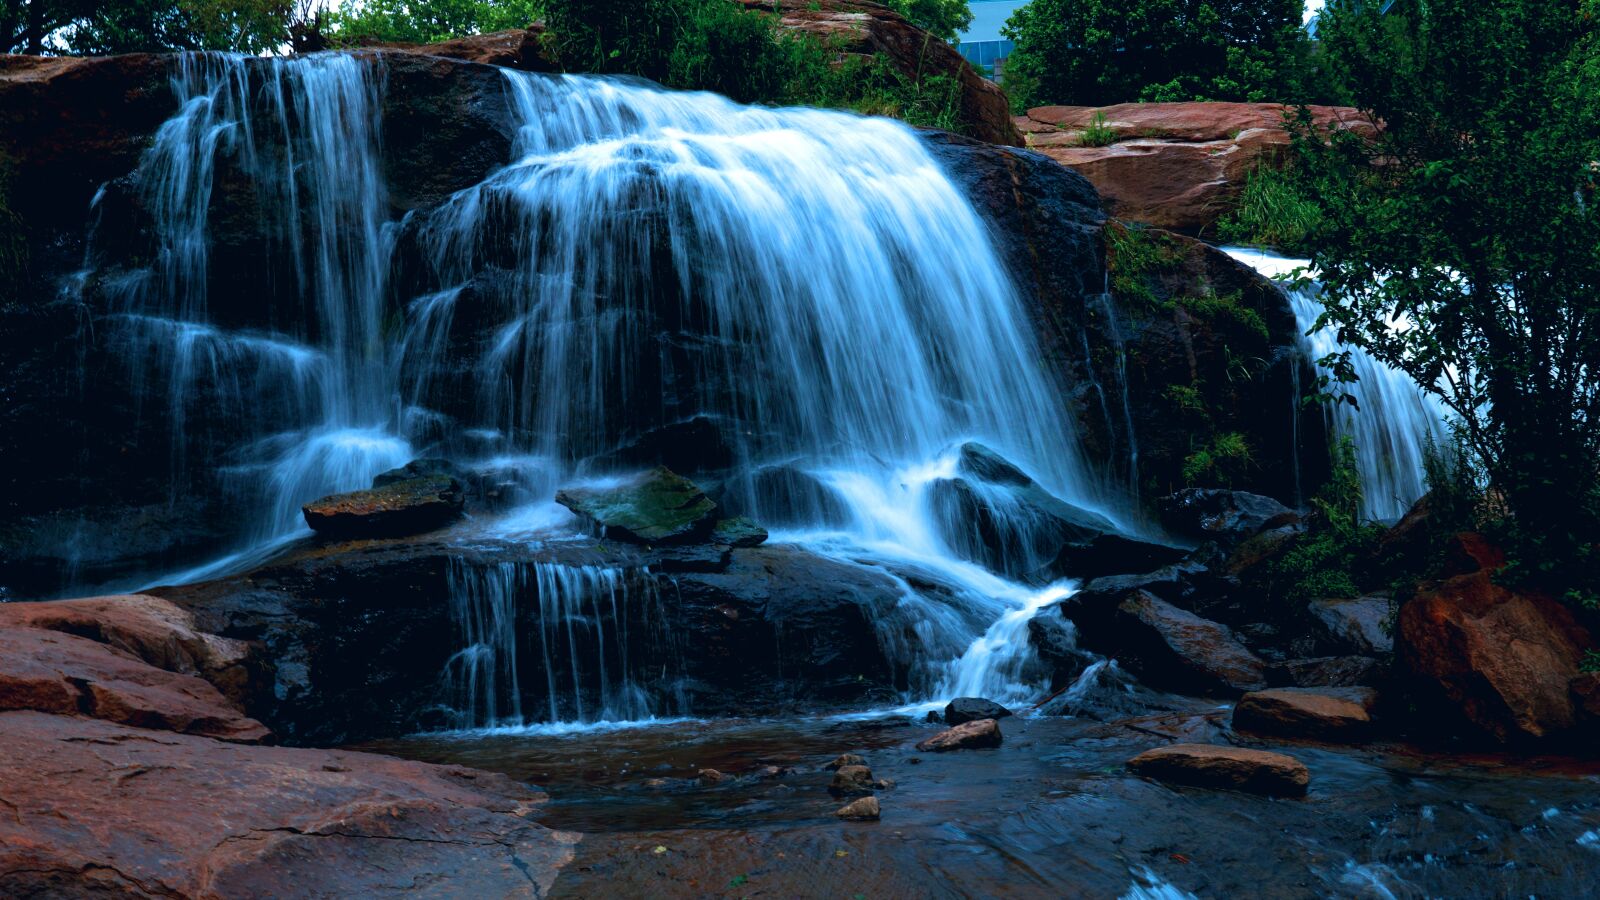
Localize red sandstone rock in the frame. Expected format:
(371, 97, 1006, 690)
(1014, 102, 1375, 233)
(0, 710, 577, 897)
(1127, 742, 1309, 797)
(302, 473, 465, 538)
(1397, 534, 1590, 743)
(1232, 687, 1379, 742)
(915, 717, 1002, 752)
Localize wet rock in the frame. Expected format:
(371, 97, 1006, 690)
(745, 463, 852, 528)
(1570, 673, 1600, 723)
(928, 475, 1117, 579)
(372, 457, 464, 488)
(601, 416, 733, 474)
(1052, 534, 1189, 580)
(835, 795, 881, 821)
(1158, 489, 1296, 549)
(1126, 742, 1309, 797)
(1397, 534, 1590, 743)
(826, 753, 867, 771)
(1111, 590, 1267, 695)
(0, 627, 269, 743)
(1232, 687, 1379, 742)
(0, 710, 576, 897)
(698, 768, 726, 784)
(712, 516, 769, 548)
(944, 697, 1013, 726)
(955, 442, 1034, 486)
(1309, 596, 1393, 655)
(829, 764, 877, 796)
(915, 718, 1003, 752)
(555, 467, 718, 545)
(1265, 656, 1381, 689)
(302, 474, 465, 538)
(1223, 525, 1302, 579)
(1026, 608, 1092, 686)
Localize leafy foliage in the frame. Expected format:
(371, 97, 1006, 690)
(1217, 163, 1321, 254)
(1182, 431, 1254, 487)
(4, 0, 293, 53)
(1294, 0, 1600, 603)
(1077, 111, 1117, 147)
(884, 0, 971, 43)
(1001, 0, 1324, 109)
(327, 0, 538, 45)
(1269, 437, 1386, 604)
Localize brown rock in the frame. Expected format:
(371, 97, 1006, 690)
(1397, 536, 1590, 743)
(698, 768, 726, 784)
(1115, 591, 1267, 695)
(1570, 672, 1600, 722)
(1232, 687, 1378, 742)
(915, 717, 1002, 752)
(829, 764, 877, 796)
(1265, 656, 1381, 689)
(735, 0, 1020, 146)
(1308, 596, 1394, 655)
(827, 752, 867, 770)
(1015, 102, 1375, 233)
(302, 473, 465, 538)
(835, 795, 881, 821)
(1127, 742, 1309, 797)
(0, 627, 269, 743)
(0, 711, 576, 897)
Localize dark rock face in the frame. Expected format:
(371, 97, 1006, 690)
(944, 697, 1013, 725)
(556, 467, 720, 545)
(0, 710, 575, 897)
(1159, 489, 1297, 549)
(1104, 590, 1267, 696)
(1308, 596, 1393, 656)
(1265, 656, 1382, 689)
(303, 473, 466, 538)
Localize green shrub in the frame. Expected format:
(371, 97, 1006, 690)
(1217, 163, 1322, 254)
(1103, 221, 1179, 309)
(1185, 289, 1270, 345)
(1268, 437, 1386, 604)
(1077, 111, 1117, 147)
(1182, 431, 1254, 487)
(328, 0, 540, 44)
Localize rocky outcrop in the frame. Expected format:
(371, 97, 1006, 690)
(944, 696, 1012, 725)
(1126, 742, 1309, 797)
(734, 0, 1020, 146)
(915, 717, 1003, 752)
(1014, 102, 1374, 234)
(1396, 535, 1592, 744)
(303, 473, 466, 538)
(0, 710, 575, 897)
(556, 467, 720, 545)
(1232, 687, 1378, 742)
(1308, 596, 1393, 656)
(1159, 488, 1297, 549)
(1108, 590, 1268, 696)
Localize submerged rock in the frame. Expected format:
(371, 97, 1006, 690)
(835, 795, 881, 821)
(555, 467, 718, 545)
(302, 474, 465, 538)
(1232, 687, 1379, 742)
(915, 718, 1003, 752)
(826, 753, 867, 771)
(1126, 742, 1309, 797)
(944, 697, 1013, 726)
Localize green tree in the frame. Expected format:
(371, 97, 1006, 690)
(4, 0, 291, 54)
(327, 0, 539, 45)
(1000, 0, 1318, 108)
(885, 0, 971, 42)
(1295, 0, 1600, 599)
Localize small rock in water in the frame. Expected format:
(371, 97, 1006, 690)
(642, 778, 671, 790)
(944, 697, 1013, 726)
(835, 796, 881, 821)
(1126, 743, 1309, 797)
(301, 474, 464, 538)
(874, 777, 896, 791)
(554, 466, 718, 545)
(826, 753, 866, 771)
(756, 765, 792, 779)
(915, 718, 1002, 752)
(828, 765, 876, 796)
(697, 768, 726, 784)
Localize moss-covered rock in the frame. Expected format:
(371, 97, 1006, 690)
(302, 474, 465, 538)
(555, 467, 719, 545)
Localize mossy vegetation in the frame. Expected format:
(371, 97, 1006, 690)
(1181, 431, 1255, 488)
(1217, 163, 1321, 254)
(1266, 437, 1385, 603)
(1077, 111, 1117, 147)
(1103, 221, 1180, 309)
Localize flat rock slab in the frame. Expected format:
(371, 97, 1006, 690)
(0, 711, 577, 897)
(303, 473, 465, 538)
(1233, 687, 1379, 742)
(916, 717, 1003, 752)
(555, 466, 718, 545)
(1127, 742, 1309, 797)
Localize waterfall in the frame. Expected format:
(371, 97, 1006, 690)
(92, 53, 409, 577)
(1225, 248, 1449, 521)
(442, 559, 678, 730)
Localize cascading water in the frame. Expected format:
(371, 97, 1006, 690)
(82, 55, 1120, 727)
(1225, 248, 1450, 522)
(88, 53, 410, 584)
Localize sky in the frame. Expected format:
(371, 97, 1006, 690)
(961, 1, 1331, 43)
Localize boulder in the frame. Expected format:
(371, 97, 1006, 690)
(302, 474, 465, 538)
(1126, 742, 1309, 797)
(1052, 533, 1189, 580)
(1013, 102, 1374, 233)
(1159, 489, 1296, 548)
(835, 795, 881, 821)
(712, 516, 769, 548)
(1308, 596, 1393, 655)
(1265, 656, 1381, 689)
(826, 753, 866, 771)
(1397, 539, 1591, 743)
(735, 0, 1021, 146)
(1111, 590, 1267, 695)
(599, 415, 733, 474)
(915, 718, 1003, 752)
(944, 697, 1013, 726)
(0, 711, 576, 897)
(1570, 672, 1600, 723)
(0, 627, 269, 743)
(829, 764, 877, 797)
(744, 463, 852, 527)
(1232, 687, 1379, 742)
(555, 467, 718, 545)
(372, 457, 464, 488)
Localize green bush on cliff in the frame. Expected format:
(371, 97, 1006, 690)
(1181, 431, 1254, 488)
(327, 0, 540, 44)
(5, 0, 295, 54)
(1269, 437, 1385, 604)
(1001, 0, 1326, 109)
(1218, 164, 1322, 255)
